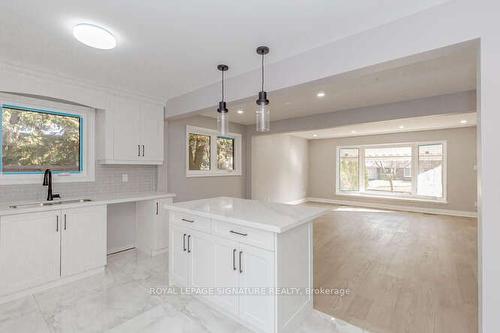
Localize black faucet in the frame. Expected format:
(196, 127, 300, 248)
(42, 169, 60, 201)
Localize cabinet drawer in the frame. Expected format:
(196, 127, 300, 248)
(213, 220, 275, 251)
(171, 212, 211, 233)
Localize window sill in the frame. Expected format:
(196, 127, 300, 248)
(186, 171, 242, 178)
(0, 173, 95, 185)
(335, 191, 447, 204)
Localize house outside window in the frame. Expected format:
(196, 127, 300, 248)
(186, 125, 241, 177)
(336, 141, 446, 202)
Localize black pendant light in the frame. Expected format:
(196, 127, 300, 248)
(256, 46, 270, 132)
(217, 64, 229, 136)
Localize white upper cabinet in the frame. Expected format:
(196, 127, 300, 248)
(96, 96, 164, 165)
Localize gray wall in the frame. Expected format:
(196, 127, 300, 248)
(244, 91, 476, 198)
(251, 134, 308, 203)
(0, 164, 157, 203)
(308, 127, 477, 212)
(166, 115, 246, 202)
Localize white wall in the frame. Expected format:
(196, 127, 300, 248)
(251, 134, 308, 203)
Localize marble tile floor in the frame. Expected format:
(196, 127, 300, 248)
(0, 249, 369, 333)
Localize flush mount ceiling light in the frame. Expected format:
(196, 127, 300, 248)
(256, 46, 270, 132)
(316, 91, 326, 98)
(460, 119, 468, 124)
(73, 23, 116, 49)
(216, 64, 229, 136)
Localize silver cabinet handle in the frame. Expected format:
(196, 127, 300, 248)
(138, 145, 141, 157)
(64, 214, 67, 230)
(239, 251, 243, 273)
(183, 234, 186, 251)
(142, 145, 145, 157)
(156, 202, 159, 215)
(232, 249, 237, 271)
(187, 235, 191, 253)
(181, 218, 194, 223)
(56, 215, 59, 232)
(230, 230, 248, 237)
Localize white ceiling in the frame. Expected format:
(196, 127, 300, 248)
(291, 112, 477, 140)
(200, 46, 477, 124)
(0, 0, 450, 101)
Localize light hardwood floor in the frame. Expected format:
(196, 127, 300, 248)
(308, 203, 477, 333)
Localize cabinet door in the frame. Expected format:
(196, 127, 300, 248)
(238, 244, 275, 333)
(140, 104, 164, 162)
(154, 198, 171, 250)
(170, 226, 189, 286)
(213, 237, 239, 315)
(0, 212, 60, 296)
(61, 206, 107, 277)
(112, 98, 141, 161)
(189, 230, 215, 289)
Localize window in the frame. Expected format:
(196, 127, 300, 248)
(336, 141, 446, 202)
(0, 94, 95, 185)
(338, 148, 359, 191)
(186, 126, 241, 177)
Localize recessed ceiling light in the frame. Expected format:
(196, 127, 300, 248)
(316, 91, 326, 98)
(399, 125, 405, 129)
(73, 23, 116, 49)
(351, 130, 357, 134)
(237, 109, 244, 114)
(460, 119, 468, 124)
(312, 134, 318, 137)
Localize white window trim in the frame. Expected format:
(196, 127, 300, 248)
(0, 93, 95, 185)
(335, 140, 447, 203)
(185, 125, 242, 177)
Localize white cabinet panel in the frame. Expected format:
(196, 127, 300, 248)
(136, 198, 172, 256)
(0, 212, 60, 296)
(238, 244, 275, 333)
(189, 231, 215, 289)
(213, 237, 239, 316)
(61, 206, 107, 277)
(112, 98, 141, 161)
(140, 104, 164, 162)
(170, 226, 189, 286)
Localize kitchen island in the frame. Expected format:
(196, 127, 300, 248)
(165, 197, 329, 333)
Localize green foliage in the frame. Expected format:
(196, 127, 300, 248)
(217, 137, 234, 170)
(188, 133, 210, 170)
(1, 107, 80, 172)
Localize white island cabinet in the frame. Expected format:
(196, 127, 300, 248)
(166, 197, 328, 333)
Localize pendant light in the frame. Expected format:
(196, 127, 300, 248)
(217, 64, 229, 136)
(256, 46, 270, 132)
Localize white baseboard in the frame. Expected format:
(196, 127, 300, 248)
(307, 197, 477, 218)
(285, 198, 308, 205)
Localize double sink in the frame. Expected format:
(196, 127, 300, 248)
(9, 198, 92, 209)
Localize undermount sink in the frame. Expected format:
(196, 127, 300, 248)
(9, 198, 92, 209)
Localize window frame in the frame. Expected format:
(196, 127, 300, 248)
(185, 125, 242, 177)
(335, 141, 447, 203)
(0, 94, 95, 185)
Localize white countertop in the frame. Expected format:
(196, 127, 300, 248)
(164, 197, 329, 233)
(0, 192, 176, 216)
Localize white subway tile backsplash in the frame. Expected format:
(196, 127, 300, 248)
(0, 165, 157, 203)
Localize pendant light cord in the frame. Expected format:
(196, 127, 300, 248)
(261, 54, 265, 92)
(221, 70, 225, 101)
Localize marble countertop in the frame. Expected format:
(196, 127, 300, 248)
(0, 192, 176, 216)
(164, 196, 329, 233)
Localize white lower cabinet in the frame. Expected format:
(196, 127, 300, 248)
(0, 211, 61, 296)
(0, 205, 107, 298)
(136, 198, 173, 256)
(61, 206, 107, 277)
(169, 215, 277, 333)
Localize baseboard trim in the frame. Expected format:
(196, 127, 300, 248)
(107, 244, 135, 255)
(285, 198, 308, 205)
(307, 197, 477, 218)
